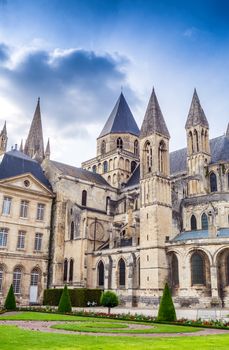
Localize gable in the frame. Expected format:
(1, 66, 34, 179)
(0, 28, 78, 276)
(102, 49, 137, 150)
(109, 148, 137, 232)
(0, 173, 53, 197)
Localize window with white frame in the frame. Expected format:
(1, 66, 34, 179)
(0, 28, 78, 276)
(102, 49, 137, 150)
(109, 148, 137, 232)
(0, 228, 8, 247)
(36, 203, 45, 220)
(0, 267, 3, 292)
(20, 200, 29, 218)
(31, 269, 39, 286)
(17, 231, 25, 249)
(2, 197, 12, 215)
(13, 268, 22, 294)
(34, 233, 42, 251)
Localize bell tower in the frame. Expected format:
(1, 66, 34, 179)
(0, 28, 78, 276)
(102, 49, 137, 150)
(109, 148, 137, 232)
(185, 89, 211, 194)
(139, 88, 172, 297)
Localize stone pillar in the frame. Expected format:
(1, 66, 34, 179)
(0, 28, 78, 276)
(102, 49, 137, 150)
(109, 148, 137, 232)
(210, 265, 220, 305)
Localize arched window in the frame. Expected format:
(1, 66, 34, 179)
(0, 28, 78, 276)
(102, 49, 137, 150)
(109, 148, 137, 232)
(92, 165, 97, 173)
(101, 140, 106, 155)
(13, 267, 22, 294)
(201, 129, 205, 152)
(63, 259, 68, 282)
(227, 254, 229, 285)
(145, 141, 152, 173)
(210, 172, 217, 192)
(131, 161, 137, 173)
(0, 267, 3, 292)
(119, 258, 126, 287)
(82, 190, 87, 206)
(70, 221, 74, 240)
(227, 172, 229, 189)
(137, 258, 140, 287)
(191, 252, 205, 285)
(194, 129, 199, 152)
(134, 140, 139, 156)
(106, 196, 110, 212)
(103, 161, 108, 173)
(117, 137, 123, 149)
(69, 259, 74, 283)
(171, 254, 179, 287)
(201, 213, 208, 230)
(31, 268, 39, 286)
(98, 260, 104, 287)
(158, 140, 166, 174)
(189, 131, 194, 153)
(191, 215, 197, 230)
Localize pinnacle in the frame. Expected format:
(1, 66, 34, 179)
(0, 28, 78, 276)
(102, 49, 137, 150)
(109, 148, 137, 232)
(140, 88, 170, 139)
(185, 89, 209, 129)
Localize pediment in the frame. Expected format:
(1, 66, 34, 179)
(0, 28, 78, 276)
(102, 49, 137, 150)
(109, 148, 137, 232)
(0, 173, 53, 197)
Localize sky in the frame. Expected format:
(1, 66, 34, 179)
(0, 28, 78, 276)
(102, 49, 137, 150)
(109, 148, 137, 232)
(0, 0, 229, 165)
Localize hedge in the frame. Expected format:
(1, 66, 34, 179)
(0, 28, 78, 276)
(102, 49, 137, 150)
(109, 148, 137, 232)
(43, 288, 103, 307)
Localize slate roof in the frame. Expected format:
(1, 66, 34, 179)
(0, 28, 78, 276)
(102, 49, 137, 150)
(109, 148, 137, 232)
(99, 93, 140, 138)
(185, 89, 209, 129)
(140, 88, 170, 139)
(172, 228, 229, 242)
(50, 160, 111, 187)
(0, 150, 51, 189)
(125, 165, 140, 188)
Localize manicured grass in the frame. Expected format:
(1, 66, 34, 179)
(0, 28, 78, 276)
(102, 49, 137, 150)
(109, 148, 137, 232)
(52, 321, 200, 334)
(0, 325, 229, 350)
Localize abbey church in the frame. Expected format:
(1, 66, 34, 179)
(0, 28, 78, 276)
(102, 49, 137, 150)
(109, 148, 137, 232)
(0, 88, 229, 308)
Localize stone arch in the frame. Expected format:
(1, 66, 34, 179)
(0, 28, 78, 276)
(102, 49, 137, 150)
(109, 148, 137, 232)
(117, 137, 123, 149)
(158, 139, 167, 174)
(97, 260, 105, 287)
(119, 157, 124, 169)
(193, 129, 199, 152)
(134, 139, 139, 156)
(144, 140, 152, 173)
(210, 172, 217, 192)
(125, 159, 130, 171)
(30, 267, 41, 286)
(63, 259, 68, 282)
(69, 258, 74, 283)
(13, 265, 24, 294)
(201, 212, 208, 230)
(188, 130, 194, 153)
(190, 214, 197, 230)
(118, 257, 126, 288)
(101, 140, 106, 155)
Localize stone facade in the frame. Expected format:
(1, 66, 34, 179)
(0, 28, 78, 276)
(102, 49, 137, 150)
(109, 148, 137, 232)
(0, 89, 229, 308)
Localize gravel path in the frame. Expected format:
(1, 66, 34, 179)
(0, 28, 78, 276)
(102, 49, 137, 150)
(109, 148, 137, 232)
(0, 320, 228, 337)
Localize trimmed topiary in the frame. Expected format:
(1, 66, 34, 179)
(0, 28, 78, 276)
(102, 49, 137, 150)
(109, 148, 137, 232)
(157, 283, 176, 322)
(100, 290, 119, 314)
(4, 284, 16, 310)
(58, 285, 72, 313)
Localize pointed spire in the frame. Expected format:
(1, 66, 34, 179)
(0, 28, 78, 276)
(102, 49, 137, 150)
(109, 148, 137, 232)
(140, 88, 170, 139)
(45, 138, 50, 159)
(185, 89, 209, 129)
(19, 139, 23, 152)
(0, 121, 7, 136)
(24, 97, 44, 162)
(99, 92, 140, 138)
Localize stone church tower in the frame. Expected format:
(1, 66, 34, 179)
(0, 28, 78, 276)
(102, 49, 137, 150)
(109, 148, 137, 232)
(24, 98, 45, 162)
(185, 89, 211, 195)
(139, 88, 172, 295)
(0, 122, 7, 156)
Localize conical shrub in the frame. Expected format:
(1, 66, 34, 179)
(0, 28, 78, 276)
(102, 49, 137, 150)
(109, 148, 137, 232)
(4, 284, 16, 310)
(58, 285, 72, 313)
(157, 283, 176, 322)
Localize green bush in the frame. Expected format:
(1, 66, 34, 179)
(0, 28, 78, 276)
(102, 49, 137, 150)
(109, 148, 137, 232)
(43, 288, 103, 307)
(157, 283, 176, 322)
(4, 284, 16, 310)
(100, 291, 119, 314)
(58, 285, 72, 313)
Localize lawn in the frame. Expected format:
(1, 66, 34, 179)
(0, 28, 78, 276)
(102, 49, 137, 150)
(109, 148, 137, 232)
(0, 325, 229, 350)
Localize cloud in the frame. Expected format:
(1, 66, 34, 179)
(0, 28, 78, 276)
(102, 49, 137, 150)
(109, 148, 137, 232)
(0, 43, 9, 62)
(0, 45, 136, 133)
(183, 27, 198, 39)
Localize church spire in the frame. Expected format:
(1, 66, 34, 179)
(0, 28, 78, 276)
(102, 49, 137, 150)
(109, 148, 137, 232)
(24, 97, 44, 162)
(0, 121, 7, 155)
(185, 89, 209, 129)
(45, 138, 50, 159)
(140, 88, 170, 139)
(19, 139, 23, 152)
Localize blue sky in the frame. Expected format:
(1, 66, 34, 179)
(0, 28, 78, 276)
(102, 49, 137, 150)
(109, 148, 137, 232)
(0, 0, 229, 164)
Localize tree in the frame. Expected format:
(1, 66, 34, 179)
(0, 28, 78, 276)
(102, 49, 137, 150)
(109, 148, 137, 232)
(58, 285, 72, 313)
(100, 291, 119, 314)
(4, 284, 16, 310)
(157, 283, 176, 322)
